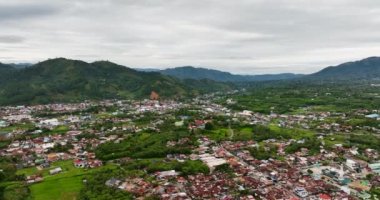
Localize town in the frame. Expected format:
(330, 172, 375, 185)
(0, 90, 379, 200)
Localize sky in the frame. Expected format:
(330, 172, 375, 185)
(1, 0, 380, 74)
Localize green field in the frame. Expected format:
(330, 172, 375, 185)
(17, 160, 116, 200)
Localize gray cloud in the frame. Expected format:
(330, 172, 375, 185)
(0, 35, 24, 43)
(0, 0, 380, 74)
(0, 2, 60, 21)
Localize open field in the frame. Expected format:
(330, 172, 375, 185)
(17, 160, 117, 200)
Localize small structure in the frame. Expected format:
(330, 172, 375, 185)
(156, 170, 179, 179)
(49, 167, 62, 175)
(369, 162, 380, 174)
(365, 113, 379, 119)
(294, 187, 308, 198)
(105, 178, 121, 187)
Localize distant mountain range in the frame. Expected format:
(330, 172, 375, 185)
(134, 67, 304, 82)
(133, 57, 380, 82)
(0, 56, 379, 105)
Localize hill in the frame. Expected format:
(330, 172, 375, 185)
(0, 58, 233, 105)
(160, 66, 303, 82)
(308, 57, 380, 81)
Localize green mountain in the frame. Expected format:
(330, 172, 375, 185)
(160, 66, 304, 82)
(308, 57, 380, 81)
(0, 58, 232, 105)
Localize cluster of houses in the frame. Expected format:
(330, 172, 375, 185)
(0, 93, 379, 199)
(106, 135, 380, 199)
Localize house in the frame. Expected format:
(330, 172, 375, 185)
(319, 193, 332, 200)
(47, 153, 59, 162)
(369, 162, 380, 174)
(26, 175, 43, 184)
(49, 167, 62, 175)
(88, 160, 102, 168)
(39, 118, 60, 127)
(156, 170, 179, 179)
(74, 159, 87, 168)
(106, 178, 121, 187)
(294, 187, 308, 198)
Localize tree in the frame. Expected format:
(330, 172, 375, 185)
(205, 122, 214, 130)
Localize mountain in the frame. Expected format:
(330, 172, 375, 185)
(134, 68, 161, 72)
(160, 66, 304, 82)
(308, 57, 380, 81)
(0, 58, 233, 105)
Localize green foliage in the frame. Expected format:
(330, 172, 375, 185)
(0, 182, 31, 200)
(252, 125, 314, 142)
(95, 130, 194, 160)
(249, 145, 278, 160)
(230, 81, 380, 114)
(348, 134, 380, 151)
(285, 138, 321, 155)
(48, 143, 74, 153)
(214, 163, 233, 174)
(205, 122, 215, 130)
(79, 169, 133, 200)
(0, 158, 30, 200)
(0, 158, 23, 182)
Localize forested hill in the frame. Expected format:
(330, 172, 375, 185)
(308, 57, 380, 81)
(0, 58, 232, 105)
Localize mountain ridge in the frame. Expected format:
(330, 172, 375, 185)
(308, 56, 380, 80)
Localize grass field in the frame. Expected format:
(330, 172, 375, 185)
(17, 160, 117, 200)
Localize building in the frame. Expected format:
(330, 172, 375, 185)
(150, 91, 159, 100)
(49, 167, 62, 175)
(369, 162, 380, 174)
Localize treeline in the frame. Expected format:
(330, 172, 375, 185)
(0, 158, 30, 200)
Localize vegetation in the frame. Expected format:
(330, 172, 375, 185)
(228, 81, 380, 114)
(0, 58, 232, 105)
(0, 158, 30, 200)
(79, 169, 133, 200)
(251, 125, 314, 142)
(95, 129, 195, 161)
(249, 145, 278, 160)
(16, 160, 117, 200)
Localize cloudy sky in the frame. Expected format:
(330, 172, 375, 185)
(1, 0, 380, 74)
